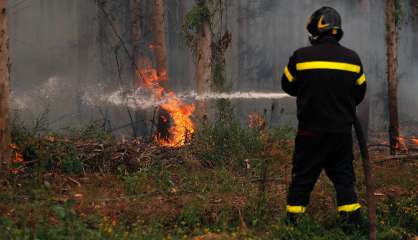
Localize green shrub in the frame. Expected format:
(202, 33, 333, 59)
(9, 118, 114, 175)
(192, 120, 263, 167)
(123, 170, 152, 195)
(379, 196, 418, 234)
(178, 201, 205, 230)
(270, 126, 296, 141)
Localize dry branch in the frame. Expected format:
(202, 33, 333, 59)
(374, 153, 418, 163)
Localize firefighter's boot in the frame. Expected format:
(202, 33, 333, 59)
(339, 209, 365, 234)
(285, 213, 305, 225)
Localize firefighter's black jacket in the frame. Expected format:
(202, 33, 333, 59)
(281, 37, 367, 133)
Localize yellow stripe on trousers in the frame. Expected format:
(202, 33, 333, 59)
(337, 203, 361, 212)
(286, 205, 306, 213)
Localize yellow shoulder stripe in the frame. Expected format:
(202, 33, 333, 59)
(286, 205, 306, 214)
(356, 74, 366, 85)
(284, 66, 295, 82)
(337, 203, 361, 212)
(296, 61, 361, 73)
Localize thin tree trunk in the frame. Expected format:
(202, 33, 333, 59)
(0, 3, 10, 162)
(131, 0, 148, 138)
(386, 0, 400, 155)
(152, 0, 168, 82)
(195, 1, 212, 119)
(77, 0, 90, 122)
(358, 0, 370, 141)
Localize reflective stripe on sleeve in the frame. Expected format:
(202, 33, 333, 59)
(296, 61, 361, 73)
(286, 205, 306, 213)
(337, 203, 361, 212)
(356, 74, 366, 85)
(284, 66, 295, 82)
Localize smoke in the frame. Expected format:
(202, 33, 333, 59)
(7, 0, 418, 133)
(11, 76, 67, 111)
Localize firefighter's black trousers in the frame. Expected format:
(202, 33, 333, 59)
(287, 130, 359, 212)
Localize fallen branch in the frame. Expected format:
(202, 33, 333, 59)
(368, 144, 390, 148)
(374, 153, 418, 163)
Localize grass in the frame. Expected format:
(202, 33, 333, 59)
(0, 118, 417, 239)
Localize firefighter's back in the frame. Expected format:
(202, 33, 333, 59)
(283, 37, 366, 133)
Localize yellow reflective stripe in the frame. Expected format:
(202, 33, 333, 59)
(356, 74, 366, 85)
(284, 66, 294, 82)
(286, 205, 306, 213)
(337, 203, 361, 212)
(296, 61, 361, 73)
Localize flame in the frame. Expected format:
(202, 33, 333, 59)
(395, 136, 408, 151)
(158, 92, 195, 147)
(138, 59, 195, 147)
(412, 136, 418, 146)
(394, 136, 418, 153)
(9, 144, 25, 174)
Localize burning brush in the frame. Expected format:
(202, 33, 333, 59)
(9, 144, 25, 174)
(138, 60, 195, 148)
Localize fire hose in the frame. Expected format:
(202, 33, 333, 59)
(353, 116, 377, 240)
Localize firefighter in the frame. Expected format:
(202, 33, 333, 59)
(281, 6, 367, 227)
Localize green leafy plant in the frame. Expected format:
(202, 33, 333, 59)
(192, 119, 263, 167)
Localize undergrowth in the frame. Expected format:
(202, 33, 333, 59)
(191, 119, 264, 167)
(1, 118, 417, 239)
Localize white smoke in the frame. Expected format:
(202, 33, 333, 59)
(11, 76, 65, 110)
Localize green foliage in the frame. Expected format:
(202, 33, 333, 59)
(270, 126, 296, 141)
(123, 168, 173, 196)
(183, 4, 210, 32)
(216, 99, 234, 122)
(11, 111, 49, 146)
(178, 201, 205, 229)
(123, 170, 151, 195)
(77, 122, 112, 143)
(379, 196, 418, 234)
(269, 217, 366, 240)
(38, 140, 83, 174)
(192, 119, 263, 167)
(213, 62, 226, 91)
(182, 4, 210, 50)
(394, 0, 406, 28)
(212, 61, 234, 120)
(9, 117, 114, 176)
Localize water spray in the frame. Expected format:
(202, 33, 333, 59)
(83, 89, 291, 110)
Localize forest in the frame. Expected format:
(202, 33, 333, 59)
(0, 0, 417, 239)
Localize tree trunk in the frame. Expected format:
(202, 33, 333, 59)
(77, 0, 90, 122)
(386, 0, 400, 155)
(358, 0, 370, 141)
(195, 1, 213, 119)
(0, 3, 10, 162)
(152, 0, 168, 82)
(131, 0, 149, 138)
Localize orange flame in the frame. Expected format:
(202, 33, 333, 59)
(395, 136, 408, 151)
(412, 136, 418, 146)
(138, 59, 195, 147)
(9, 144, 25, 174)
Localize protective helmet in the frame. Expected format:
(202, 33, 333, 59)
(307, 7, 343, 43)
